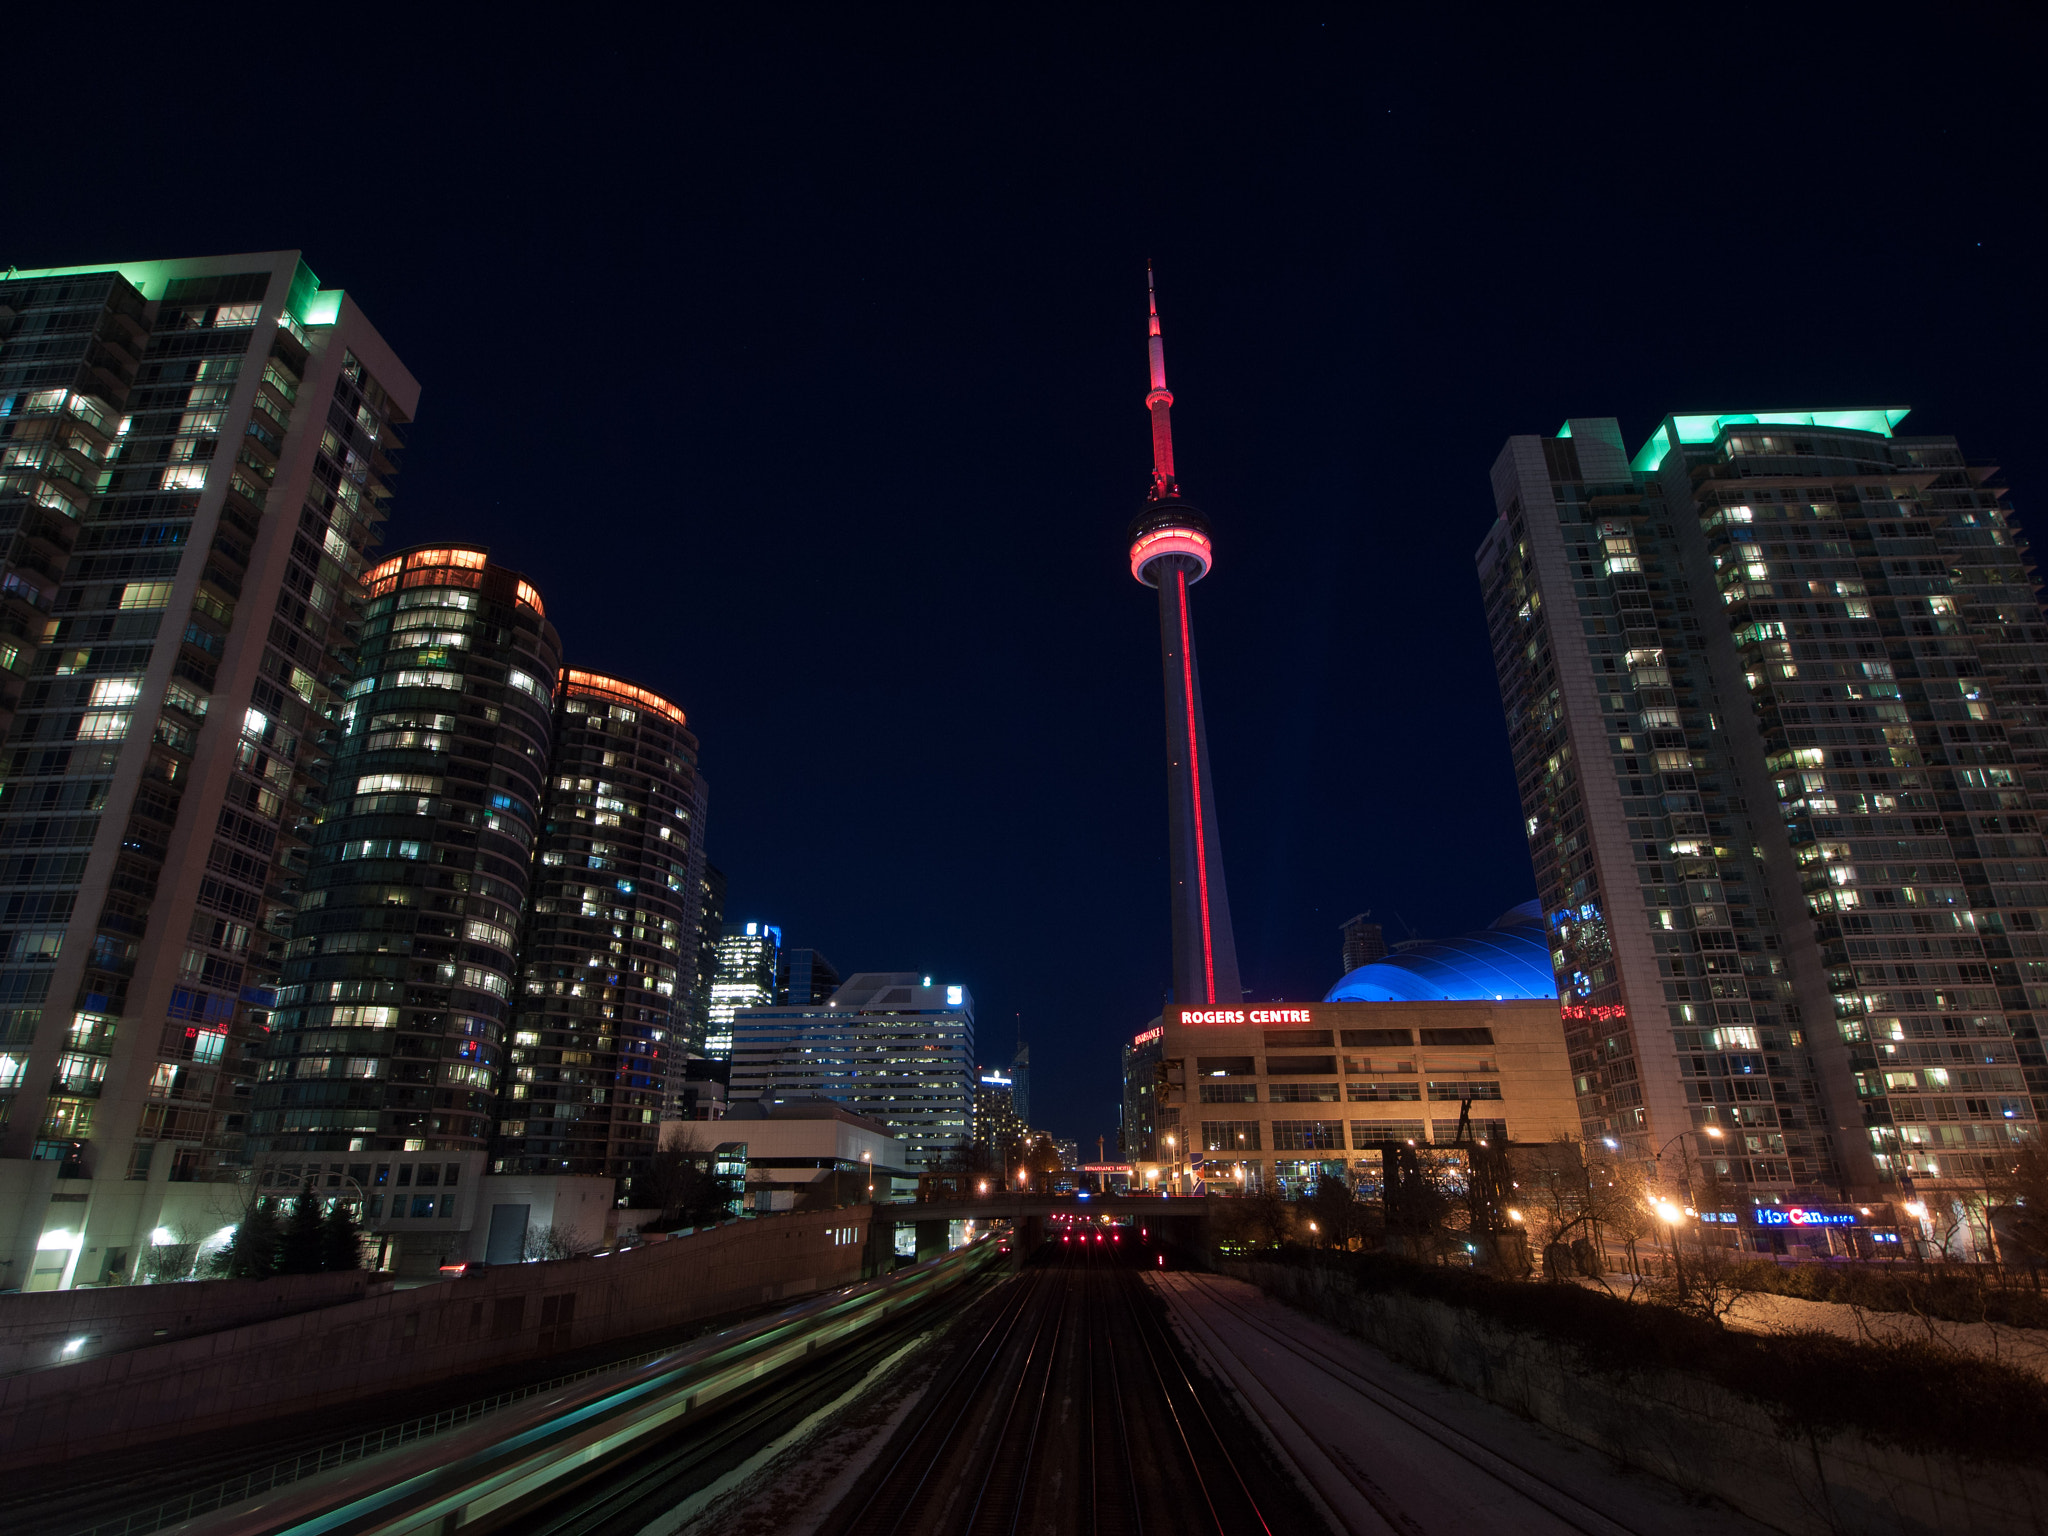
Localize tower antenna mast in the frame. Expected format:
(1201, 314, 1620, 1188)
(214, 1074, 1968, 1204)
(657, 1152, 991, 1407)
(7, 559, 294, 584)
(1125, 266, 1242, 1008)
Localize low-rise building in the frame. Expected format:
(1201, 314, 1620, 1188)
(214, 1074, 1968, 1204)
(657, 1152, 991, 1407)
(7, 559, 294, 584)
(1126, 904, 1578, 1196)
(688, 1098, 913, 1212)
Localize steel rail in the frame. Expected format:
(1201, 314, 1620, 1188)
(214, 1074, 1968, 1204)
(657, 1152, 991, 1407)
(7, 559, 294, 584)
(962, 1268, 1071, 1536)
(1119, 1267, 1275, 1536)
(1166, 1271, 1643, 1536)
(831, 1262, 1047, 1534)
(1087, 1256, 1142, 1536)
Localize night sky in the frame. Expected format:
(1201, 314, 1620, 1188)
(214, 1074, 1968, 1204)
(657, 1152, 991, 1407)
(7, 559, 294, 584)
(9, 12, 2044, 1152)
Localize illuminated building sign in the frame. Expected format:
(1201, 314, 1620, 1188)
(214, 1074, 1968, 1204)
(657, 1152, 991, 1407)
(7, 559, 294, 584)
(1132, 1026, 1163, 1047)
(1754, 1206, 1861, 1228)
(1701, 1206, 1870, 1228)
(1560, 1005, 1627, 1022)
(1175, 1007, 1315, 1025)
(1082, 1164, 1132, 1174)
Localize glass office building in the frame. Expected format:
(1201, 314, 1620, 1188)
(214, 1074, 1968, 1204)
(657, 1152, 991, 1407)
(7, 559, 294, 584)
(729, 972, 974, 1170)
(1480, 412, 2046, 1226)
(707, 920, 779, 1060)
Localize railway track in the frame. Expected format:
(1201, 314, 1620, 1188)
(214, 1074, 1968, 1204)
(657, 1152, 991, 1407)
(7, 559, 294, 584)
(824, 1239, 1293, 1536)
(1158, 1270, 1646, 1536)
(492, 1272, 1009, 1536)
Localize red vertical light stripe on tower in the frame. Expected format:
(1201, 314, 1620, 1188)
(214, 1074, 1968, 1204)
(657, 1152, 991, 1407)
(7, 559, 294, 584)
(1177, 566, 1216, 1004)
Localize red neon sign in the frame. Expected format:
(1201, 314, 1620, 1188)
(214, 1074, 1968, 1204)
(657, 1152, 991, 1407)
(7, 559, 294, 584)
(1132, 1026, 1163, 1047)
(1560, 1005, 1627, 1022)
(1175, 1007, 1316, 1025)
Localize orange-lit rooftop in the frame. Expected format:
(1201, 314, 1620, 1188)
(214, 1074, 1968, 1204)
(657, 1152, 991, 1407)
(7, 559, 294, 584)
(561, 669, 686, 727)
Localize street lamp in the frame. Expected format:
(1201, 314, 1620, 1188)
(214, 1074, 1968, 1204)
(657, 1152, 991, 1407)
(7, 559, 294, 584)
(1651, 1127, 1723, 1275)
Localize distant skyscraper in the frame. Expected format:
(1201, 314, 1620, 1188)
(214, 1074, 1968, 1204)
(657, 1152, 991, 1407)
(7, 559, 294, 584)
(254, 545, 560, 1161)
(497, 671, 705, 1178)
(1127, 268, 1244, 1008)
(689, 861, 726, 1055)
(1480, 411, 2046, 1229)
(0, 252, 415, 1285)
(1339, 914, 1387, 976)
(707, 920, 779, 1059)
(973, 1066, 1023, 1165)
(1010, 1038, 1031, 1127)
(779, 947, 838, 1006)
(728, 972, 974, 1169)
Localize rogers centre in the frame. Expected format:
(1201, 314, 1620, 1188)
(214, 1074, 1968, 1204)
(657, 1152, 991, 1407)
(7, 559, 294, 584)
(1120, 995, 1580, 1199)
(1179, 1007, 1315, 1026)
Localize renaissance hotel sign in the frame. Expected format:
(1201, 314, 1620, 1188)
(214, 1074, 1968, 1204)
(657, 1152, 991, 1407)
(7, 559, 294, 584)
(1174, 1007, 1317, 1025)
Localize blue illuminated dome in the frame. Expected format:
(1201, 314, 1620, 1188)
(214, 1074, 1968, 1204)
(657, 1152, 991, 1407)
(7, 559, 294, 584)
(1324, 901, 1557, 1003)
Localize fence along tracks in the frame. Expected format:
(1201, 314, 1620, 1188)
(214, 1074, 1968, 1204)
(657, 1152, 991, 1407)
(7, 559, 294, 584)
(1159, 1270, 1644, 1536)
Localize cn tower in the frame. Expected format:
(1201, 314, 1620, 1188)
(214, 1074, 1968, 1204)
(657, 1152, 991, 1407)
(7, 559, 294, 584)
(1127, 268, 1243, 1009)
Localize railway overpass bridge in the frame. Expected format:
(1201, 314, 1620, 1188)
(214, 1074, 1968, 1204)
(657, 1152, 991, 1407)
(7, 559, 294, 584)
(870, 1194, 1214, 1263)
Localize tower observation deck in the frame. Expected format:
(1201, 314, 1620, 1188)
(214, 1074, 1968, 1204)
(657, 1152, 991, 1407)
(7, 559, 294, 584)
(1128, 269, 1242, 1008)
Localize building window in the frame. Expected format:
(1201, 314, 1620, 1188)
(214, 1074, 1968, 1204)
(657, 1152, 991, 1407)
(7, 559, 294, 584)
(1199, 1082, 1258, 1103)
(1350, 1120, 1427, 1146)
(1428, 1080, 1504, 1101)
(1199, 1121, 1261, 1152)
(1270, 1120, 1344, 1151)
(1347, 1082, 1421, 1102)
(1268, 1082, 1340, 1103)
(1432, 1118, 1506, 1144)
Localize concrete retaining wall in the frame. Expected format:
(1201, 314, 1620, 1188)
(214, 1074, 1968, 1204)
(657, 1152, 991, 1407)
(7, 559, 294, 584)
(0, 1270, 388, 1376)
(0, 1207, 872, 1467)
(1223, 1261, 2048, 1536)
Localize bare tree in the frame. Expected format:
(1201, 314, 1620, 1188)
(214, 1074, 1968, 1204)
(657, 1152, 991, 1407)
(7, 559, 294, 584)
(524, 1223, 598, 1262)
(632, 1121, 739, 1229)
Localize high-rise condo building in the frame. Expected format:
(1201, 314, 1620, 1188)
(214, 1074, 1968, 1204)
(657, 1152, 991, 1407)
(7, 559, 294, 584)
(0, 252, 415, 1289)
(973, 1065, 1024, 1166)
(707, 920, 779, 1059)
(252, 545, 559, 1161)
(728, 972, 974, 1170)
(1480, 412, 2046, 1235)
(1339, 913, 1387, 975)
(498, 670, 705, 1178)
(779, 947, 839, 1007)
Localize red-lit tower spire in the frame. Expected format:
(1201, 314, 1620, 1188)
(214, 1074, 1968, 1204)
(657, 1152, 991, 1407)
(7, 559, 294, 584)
(1127, 268, 1243, 1009)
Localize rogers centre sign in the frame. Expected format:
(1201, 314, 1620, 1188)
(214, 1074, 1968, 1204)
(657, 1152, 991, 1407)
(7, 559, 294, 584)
(1176, 1007, 1316, 1025)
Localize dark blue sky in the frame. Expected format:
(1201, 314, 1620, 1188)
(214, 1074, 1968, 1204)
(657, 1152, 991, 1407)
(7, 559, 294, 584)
(10, 10, 2043, 1150)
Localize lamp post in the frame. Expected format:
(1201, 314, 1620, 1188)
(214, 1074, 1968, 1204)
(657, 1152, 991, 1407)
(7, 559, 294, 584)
(1650, 1126, 1723, 1277)
(1165, 1135, 1177, 1197)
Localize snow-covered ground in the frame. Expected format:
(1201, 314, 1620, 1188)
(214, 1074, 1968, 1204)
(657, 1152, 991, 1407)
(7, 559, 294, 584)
(1588, 1274, 2048, 1378)
(1151, 1270, 1768, 1536)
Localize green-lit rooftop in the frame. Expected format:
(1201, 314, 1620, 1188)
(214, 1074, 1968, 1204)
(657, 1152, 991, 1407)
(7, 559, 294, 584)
(1622, 408, 1911, 473)
(0, 253, 342, 329)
